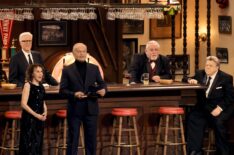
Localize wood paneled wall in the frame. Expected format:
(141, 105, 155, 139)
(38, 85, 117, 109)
(1, 0, 123, 83)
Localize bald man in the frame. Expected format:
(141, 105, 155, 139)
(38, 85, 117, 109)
(59, 43, 107, 155)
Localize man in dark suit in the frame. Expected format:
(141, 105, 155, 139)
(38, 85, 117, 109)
(59, 43, 106, 155)
(129, 40, 171, 83)
(9, 32, 58, 87)
(186, 56, 234, 155)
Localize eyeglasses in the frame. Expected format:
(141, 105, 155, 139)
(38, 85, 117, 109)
(21, 40, 32, 43)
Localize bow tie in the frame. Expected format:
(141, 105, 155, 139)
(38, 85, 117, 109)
(149, 60, 156, 63)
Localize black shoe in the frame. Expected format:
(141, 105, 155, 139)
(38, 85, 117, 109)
(189, 150, 203, 155)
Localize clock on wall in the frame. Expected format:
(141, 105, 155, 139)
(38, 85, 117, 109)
(218, 16, 232, 34)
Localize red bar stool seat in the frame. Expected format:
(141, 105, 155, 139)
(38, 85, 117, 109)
(55, 109, 85, 155)
(111, 108, 138, 116)
(1, 110, 21, 155)
(109, 108, 140, 155)
(155, 107, 186, 155)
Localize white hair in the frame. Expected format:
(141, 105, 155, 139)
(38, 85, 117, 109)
(145, 40, 160, 50)
(19, 32, 33, 42)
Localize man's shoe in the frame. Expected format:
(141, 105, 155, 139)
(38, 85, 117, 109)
(189, 150, 203, 155)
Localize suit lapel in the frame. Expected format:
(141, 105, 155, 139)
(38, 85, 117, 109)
(207, 71, 220, 97)
(144, 58, 150, 73)
(156, 56, 161, 74)
(31, 52, 38, 63)
(19, 51, 29, 70)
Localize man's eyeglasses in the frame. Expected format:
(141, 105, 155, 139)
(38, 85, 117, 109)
(21, 40, 32, 43)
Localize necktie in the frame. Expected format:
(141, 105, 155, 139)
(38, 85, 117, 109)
(206, 76, 212, 89)
(28, 54, 33, 64)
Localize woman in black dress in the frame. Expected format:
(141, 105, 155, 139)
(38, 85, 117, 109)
(19, 64, 47, 155)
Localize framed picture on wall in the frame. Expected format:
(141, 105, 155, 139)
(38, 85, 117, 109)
(150, 0, 182, 39)
(216, 47, 228, 63)
(150, 13, 181, 39)
(122, 0, 144, 34)
(218, 16, 232, 34)
(123, 0, 141, 4)
(123, 20, 144, 34)
(123, 38, 138, 75)
(167, 54, 190, 75)
(38, 20, 68, 46)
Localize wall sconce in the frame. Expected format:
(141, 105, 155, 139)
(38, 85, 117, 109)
(199, 33, 207, 42)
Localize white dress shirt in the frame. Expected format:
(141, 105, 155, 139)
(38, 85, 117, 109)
(22, 50, 34, 64)
(206, 71, 218, 98)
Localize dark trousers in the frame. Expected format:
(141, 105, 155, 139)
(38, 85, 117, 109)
(66, 114, 98, 155)
(187, 108, 232, 155)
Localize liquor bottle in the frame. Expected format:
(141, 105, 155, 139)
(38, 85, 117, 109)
(10, 38, 16, 57)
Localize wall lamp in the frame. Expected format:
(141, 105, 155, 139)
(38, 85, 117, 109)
(199, 33, 207, 42)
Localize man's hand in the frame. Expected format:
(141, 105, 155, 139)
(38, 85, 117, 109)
(74, 91, 87, 99)
(211, 106, 222, 117)
(96, 89, 106, 97)
(152, 75, 161, 82)
(188, 79, 198, 84)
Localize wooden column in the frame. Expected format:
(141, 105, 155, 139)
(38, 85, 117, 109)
(171, 14, 176, 80)
(195, 0, 199, 70)
(182, 0, 188, 79)
(207, 0, 211, 56)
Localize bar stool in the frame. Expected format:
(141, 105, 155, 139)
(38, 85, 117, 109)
(109, 108, 140, 155)
(204, 128, 216, 155)
(1, 110, 21, 155)
(155, 107, 186, 155)
(55, 109, 85, 155)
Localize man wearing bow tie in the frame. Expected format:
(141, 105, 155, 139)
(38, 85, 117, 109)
(186, 56, 234, 155)
(129, 40, 172, 83)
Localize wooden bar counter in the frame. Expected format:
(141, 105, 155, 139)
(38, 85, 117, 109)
(0, 82, 206, 154)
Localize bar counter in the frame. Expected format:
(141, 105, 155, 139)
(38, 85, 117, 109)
(0, 82, 204, 100)
(0, 82, 208, 154)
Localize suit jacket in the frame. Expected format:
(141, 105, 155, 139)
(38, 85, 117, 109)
(191, 70, 234, 112)
(129, 53, 172, 83)
(59, 62, 107, 116)
(9, 50, 58, 87)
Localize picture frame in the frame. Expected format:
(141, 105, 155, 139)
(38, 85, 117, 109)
(122, 0, 144, 34)
(124, 0, 141, 3)
(218, 16, 232, 34)
(123, 20, 144, 34)
(150, 0, 182, 39)
(38, 21, 68, 46)
(216, 47, 228, 63)
(167, 54, 190, 75)
(122, 38, 138, 75)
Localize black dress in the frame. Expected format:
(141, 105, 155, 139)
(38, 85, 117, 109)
(19, 82, 45, 155)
